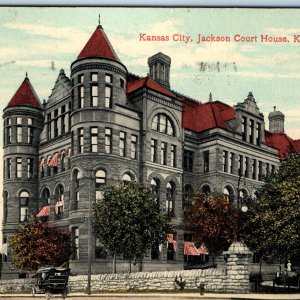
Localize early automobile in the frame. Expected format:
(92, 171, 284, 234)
(28, 267, 70, 299)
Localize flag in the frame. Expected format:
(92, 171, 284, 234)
(48, 153, 58, 167)
(36, 206, 50, 217)
(39, 157, 45, 171)
(55, 199, 64, 215)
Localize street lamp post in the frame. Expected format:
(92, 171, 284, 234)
(87, 180, 92, 295)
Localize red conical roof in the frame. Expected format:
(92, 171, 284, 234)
(7, 77, 41, 108)
(77, 25, 121, 62)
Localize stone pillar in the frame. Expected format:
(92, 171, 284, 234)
(223, 241, 252, 293)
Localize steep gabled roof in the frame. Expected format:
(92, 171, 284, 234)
(182, 101, 236, 133)
(7, 77, 41, 108)
(265, 131, 298, 159)
(127, 77, 176, 98)
(77, 25, 121, 62)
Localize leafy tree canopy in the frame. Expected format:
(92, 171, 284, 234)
(243, 155, 300, 263)
(93, 183, 171, 267)
(10, 220, 73, 272)
(184, 191, 238, 254)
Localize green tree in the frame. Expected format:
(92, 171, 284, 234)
(93, 182, 171, 273)
(184, 191, 238, 259)
(242, 155, 300, 263)
(10, 220, 73, 272)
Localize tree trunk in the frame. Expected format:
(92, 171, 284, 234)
(129, 260, 131, 273)
(113, 254, 116, 274)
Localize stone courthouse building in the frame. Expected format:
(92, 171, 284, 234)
(2, 23, 300, 278)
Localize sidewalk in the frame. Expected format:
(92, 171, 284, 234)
(2, 293, 300, 299)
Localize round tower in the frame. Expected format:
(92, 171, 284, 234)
(68, 23, 129, 273)
(269, 106, 285, 133)
(2, 75, 43, 278)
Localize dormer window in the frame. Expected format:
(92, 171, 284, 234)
(151, 114, 175, 136)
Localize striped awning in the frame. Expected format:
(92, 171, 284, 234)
(184, 242, 199, 255)
(36, 206, 50, 217)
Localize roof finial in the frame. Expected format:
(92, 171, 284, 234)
(98, 14, 100, 26)
(25, 71, 28, 78)
(209, 92, 212, 102)
(274, 105, 276, 111)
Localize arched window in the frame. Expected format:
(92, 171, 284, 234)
(183, 184, 193, 210)
(223, 186, 234, 201)
(95, 170, 106, 200)
(55, 185, 64, 219)
(151, 178, 160, 207)
(3, 191, 8, 223)
(151, 114, 175, 136)
(19, 191, 29, 222)
(166, 182, 175, 217)
(41, 188, 50, 205)
(202, 185, 211, 195)
(122, 173, 133, 183)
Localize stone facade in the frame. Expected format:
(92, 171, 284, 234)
(1, 23, 292, 279)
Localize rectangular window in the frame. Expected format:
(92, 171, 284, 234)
(170, 145, 176, 167)
(17, 126, 22, 143)
(28, 118, 32, 125)
(78, 74, 84, 83)
(242, 116, 247, 141)
(47, 113, 52, 140)
(61, 114, 66, 135)
(160, 142, 167, 165)
(79, 86, 84, 108)
(238, 155, 243, 176)
(249, 119, 254, 144)
(54, 109, 58, 138)
(245, 157, 249, 178)
(229, 152, 234, 174)
(203, 150, 209, 173)
(266, 163, 270, 176)
(183, 150, 194, 172)
(258, 161, 263, 181)
(16, 117, 22, 125)
(119, 131, 126, 157)
(120, 78, 125, 89)
(223, 150, 228, 173)
(47, 155, 51, 176)
(105, 128, 112, 154)
(256, 122, 261, 145)
(151, 139, 157, 163)
(27, 158, 34, 178)
(27, 127, 34, 144)
(78, 128, 84, 153)
(91, 73, 98, 81)
(16, 157, 22, 178)
(91, 85, 98, 107)
(131, 135, 137, 159)
(105, 74, 112, 83)
(7, 158, 11, 179)
(271, 164, 276, 174)
(90, 127, 98, 153)
(252, 159, 257, 180)
(7, 127, 11, 144)
(72, 227, 79, 260)
(105, 86, 112, 108)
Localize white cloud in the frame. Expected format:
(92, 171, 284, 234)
(265, 27, 300, 36)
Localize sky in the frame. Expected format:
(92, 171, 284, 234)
(1, 7, 300, 241)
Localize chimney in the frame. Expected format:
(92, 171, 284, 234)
(268, 106, 285, 133)
(148, 52, 171, 89)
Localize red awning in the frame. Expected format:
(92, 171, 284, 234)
(36, 206, 50, 217)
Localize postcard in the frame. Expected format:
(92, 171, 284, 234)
(0, 6, 300, 295)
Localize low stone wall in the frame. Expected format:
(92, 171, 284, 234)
(0, 241, 253, 294)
